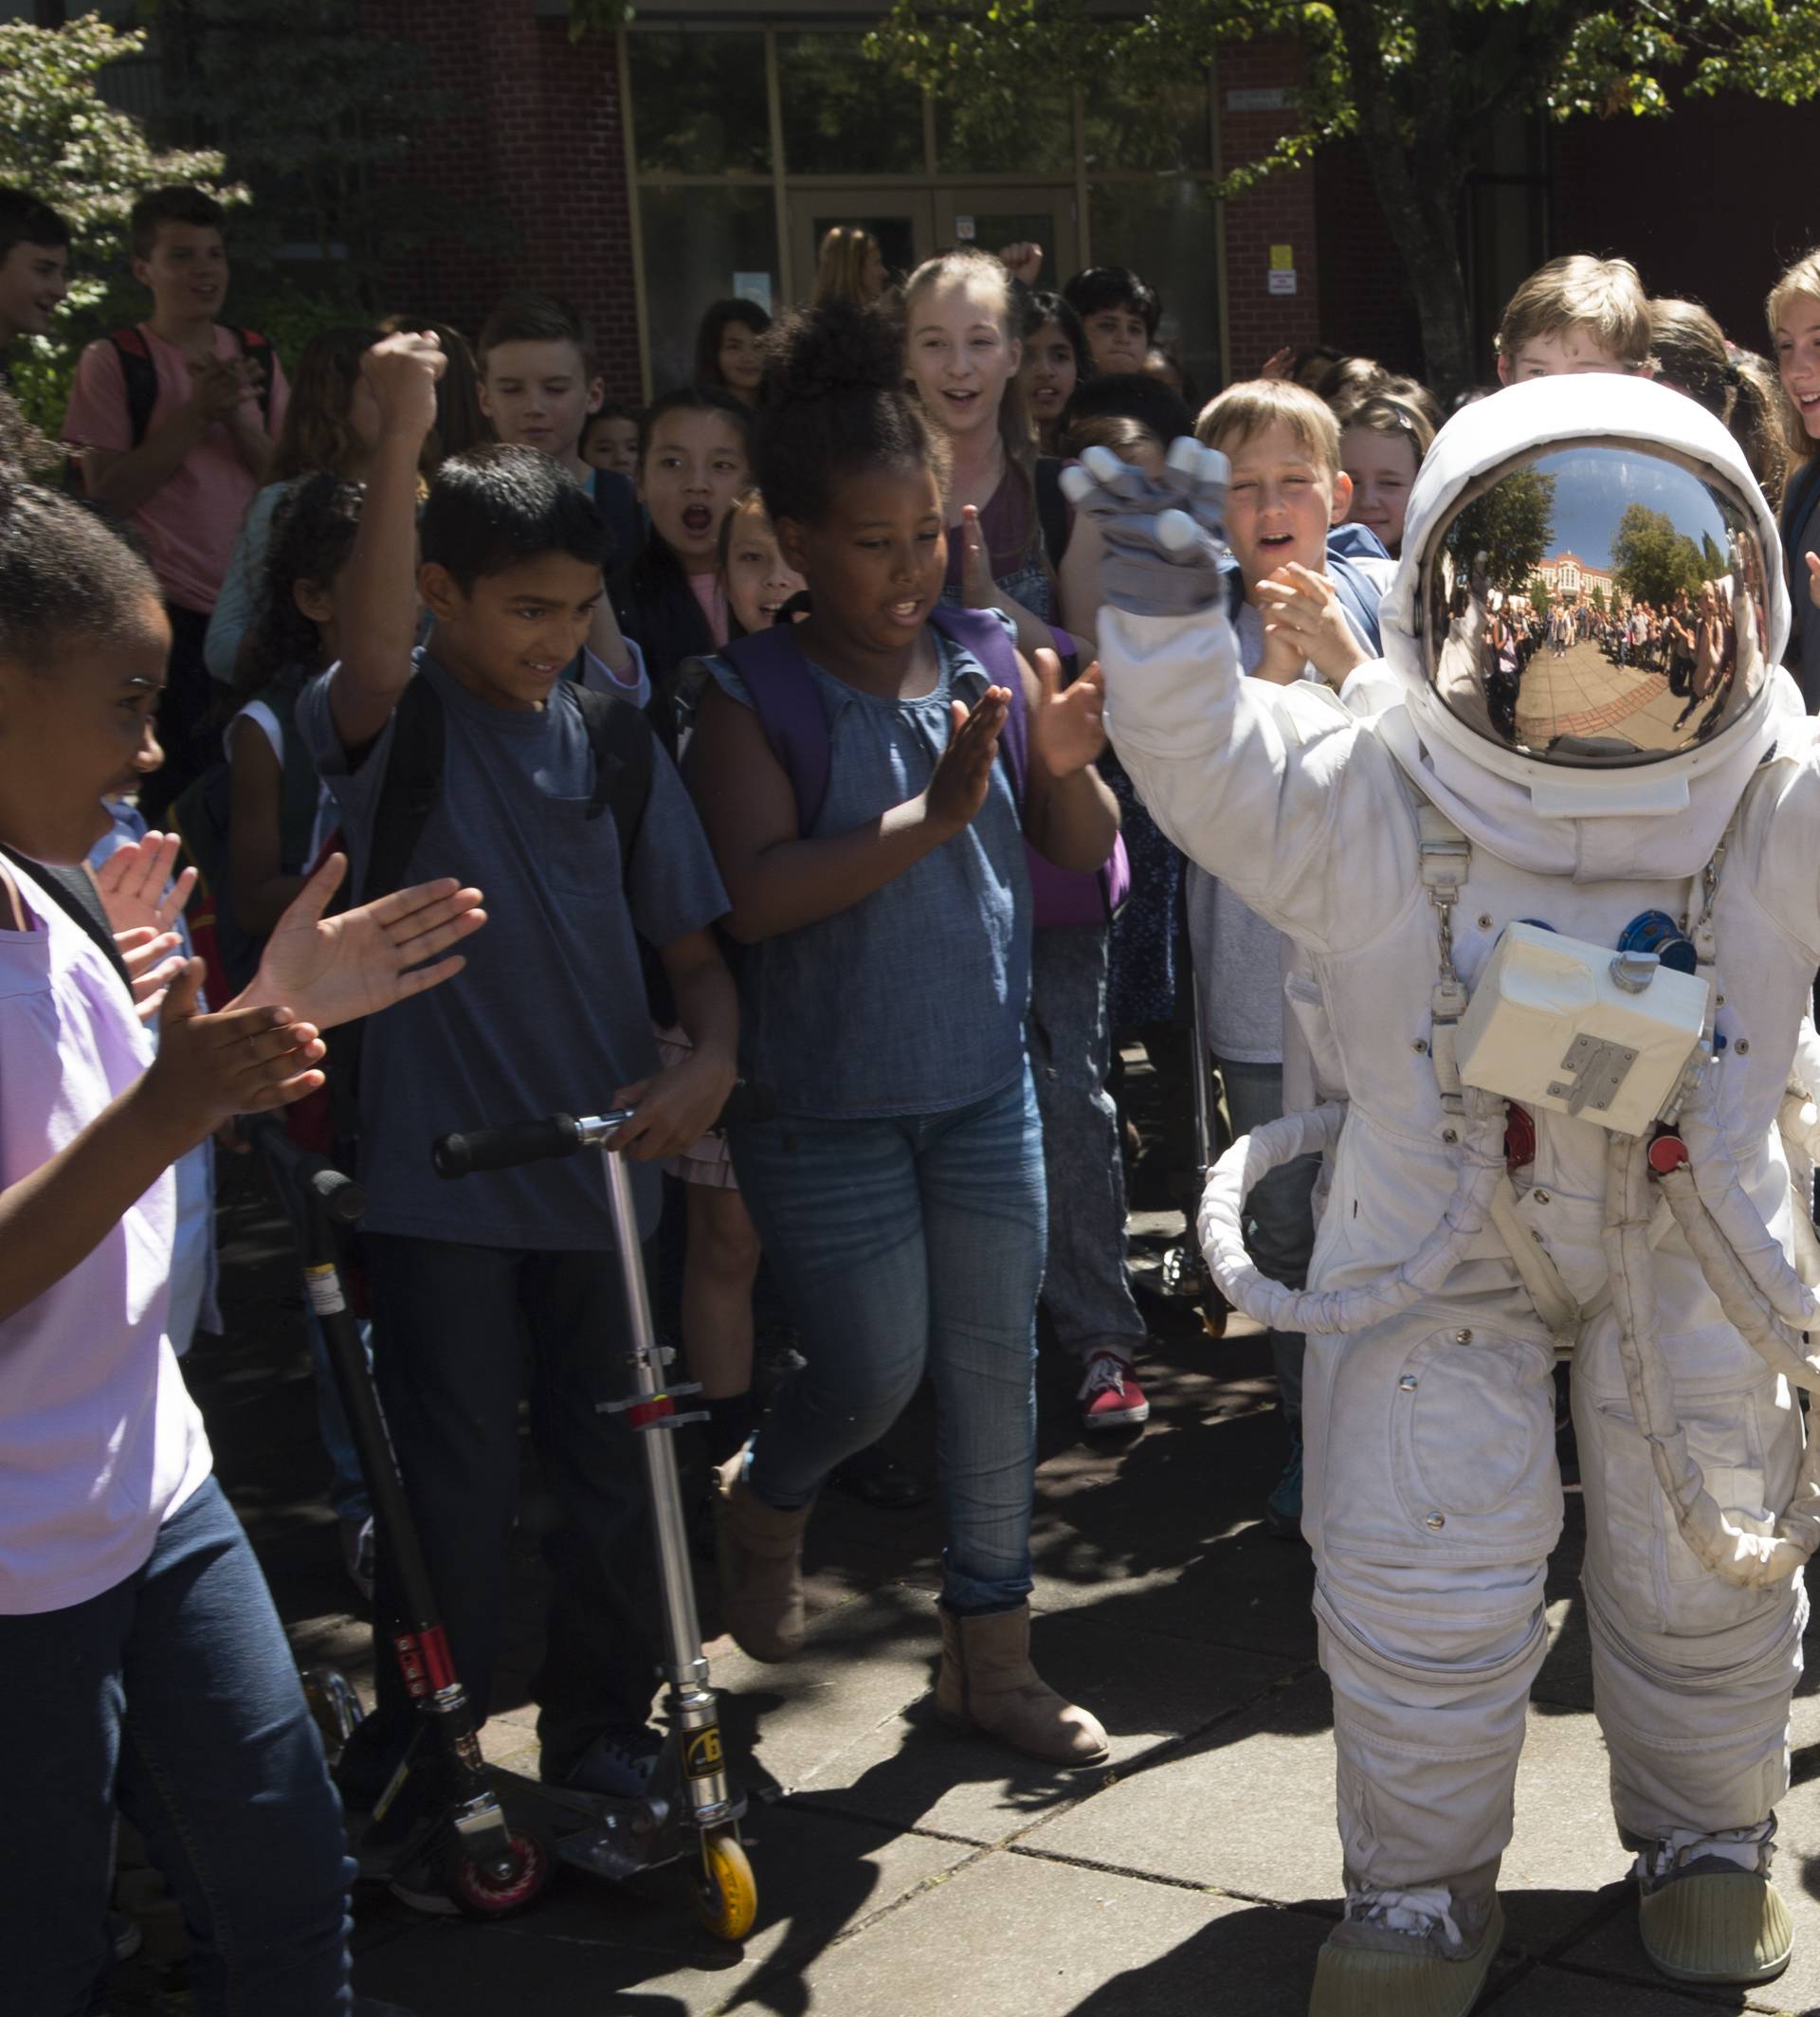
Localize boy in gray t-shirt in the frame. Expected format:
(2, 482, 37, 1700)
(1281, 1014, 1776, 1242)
(1186, 377, 1394, 1537)
(300, 334, 737, 1878)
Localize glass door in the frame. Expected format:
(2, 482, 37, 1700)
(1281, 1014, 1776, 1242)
(933, 190, 1080, 290)
(789, 191, 936, 307)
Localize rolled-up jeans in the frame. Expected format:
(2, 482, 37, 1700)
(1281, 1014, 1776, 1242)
(0, 1477, 354, 2016)
(1217, 1056, 1318, 1427)
(730, 1065, 1046, 1615)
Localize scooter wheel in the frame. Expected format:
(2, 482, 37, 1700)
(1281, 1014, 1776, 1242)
(447, 1826, 554, 1918)
(692, 1828, 757, 1941)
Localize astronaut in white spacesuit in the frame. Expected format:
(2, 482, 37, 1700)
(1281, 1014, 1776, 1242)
(1070, 375, 1820, 2015)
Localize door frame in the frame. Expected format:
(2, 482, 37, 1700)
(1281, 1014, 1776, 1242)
(931, 188, 1080, 291)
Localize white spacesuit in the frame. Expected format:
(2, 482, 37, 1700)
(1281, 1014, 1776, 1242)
(1077, 376, 1820, 2015)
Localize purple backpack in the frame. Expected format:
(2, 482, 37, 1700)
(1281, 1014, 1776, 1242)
(724, 605, 1128, 929)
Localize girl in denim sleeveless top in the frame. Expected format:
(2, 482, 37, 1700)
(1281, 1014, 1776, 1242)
(686, 298, 1119, 1767)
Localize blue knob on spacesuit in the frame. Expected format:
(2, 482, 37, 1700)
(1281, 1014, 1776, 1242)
(1618, 910, 1700, 974)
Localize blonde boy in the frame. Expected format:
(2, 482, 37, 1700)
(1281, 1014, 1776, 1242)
(1496, 252, 1652, 381)
(1194, 378, 1370, 689)
(1187, 378, 1393, 1540)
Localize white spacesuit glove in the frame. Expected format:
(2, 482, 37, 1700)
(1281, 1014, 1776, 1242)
(1061, 438, 1230, 620)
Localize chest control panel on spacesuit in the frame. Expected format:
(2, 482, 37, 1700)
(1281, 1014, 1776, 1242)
(1455, 922, 1710, 1136)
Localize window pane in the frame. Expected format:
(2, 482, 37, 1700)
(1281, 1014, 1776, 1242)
(1088, 180, 1222, 399)
(640, 187, 779, 394)
(778, 31, 923, 176)
(1083, 67, 1210, 174)
(935, 86, 1072, 175)
(629, 29, 770, 177)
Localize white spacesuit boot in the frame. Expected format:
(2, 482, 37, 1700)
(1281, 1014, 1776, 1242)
(1073, 378, 1820, 2012)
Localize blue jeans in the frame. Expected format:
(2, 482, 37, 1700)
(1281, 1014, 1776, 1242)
(0, 1477, 354, 2017)
(1218, 1057, 1318, 1428)
(730, 1066, 1046, 1615)
(1028, 923, 1147, 1365)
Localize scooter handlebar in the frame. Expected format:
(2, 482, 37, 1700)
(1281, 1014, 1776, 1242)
(433, 1114, 583, 1178)
(433, 1082, 778, 1179)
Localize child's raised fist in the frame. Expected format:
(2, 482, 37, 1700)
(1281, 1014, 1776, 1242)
(362, 330, 446, 440)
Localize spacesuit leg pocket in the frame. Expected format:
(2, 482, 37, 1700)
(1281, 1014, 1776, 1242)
(1389, 1327, 1562, 1554)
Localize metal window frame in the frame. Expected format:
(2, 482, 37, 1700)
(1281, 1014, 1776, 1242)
(619, 17, 1225, 398)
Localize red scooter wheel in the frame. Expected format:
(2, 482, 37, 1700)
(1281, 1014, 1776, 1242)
(447, 1826, 554, 1917)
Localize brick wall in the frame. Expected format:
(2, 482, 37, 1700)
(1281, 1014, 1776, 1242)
(1217, 39, 1320, 382)
(1313, 139, 1425, 376)
(359, 0, 642, 396)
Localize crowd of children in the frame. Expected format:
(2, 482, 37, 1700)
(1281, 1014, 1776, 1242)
(8, 175, 1820, 2009)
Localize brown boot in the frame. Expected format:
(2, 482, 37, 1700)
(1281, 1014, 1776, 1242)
(713, 1451, 811, 1663)
(936, 1604, 1109, 1765)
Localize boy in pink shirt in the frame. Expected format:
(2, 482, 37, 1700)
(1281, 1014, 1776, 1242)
(62, 186, 290, 823)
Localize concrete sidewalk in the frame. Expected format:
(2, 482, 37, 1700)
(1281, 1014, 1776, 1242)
(115, 1168, 1820, 2017)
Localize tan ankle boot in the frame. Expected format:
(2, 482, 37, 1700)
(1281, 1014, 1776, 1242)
(936, 1604, 1109, 1765)
(713, 1452, 811, 1663)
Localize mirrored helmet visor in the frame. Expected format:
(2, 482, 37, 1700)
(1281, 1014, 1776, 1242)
(1422, 443, 1772, 766)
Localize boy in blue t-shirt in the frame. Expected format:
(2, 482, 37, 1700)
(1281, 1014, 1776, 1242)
(299, 332, 737, 1877)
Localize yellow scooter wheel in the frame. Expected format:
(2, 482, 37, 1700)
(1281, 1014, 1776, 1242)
(693, 1827, 757, 1941)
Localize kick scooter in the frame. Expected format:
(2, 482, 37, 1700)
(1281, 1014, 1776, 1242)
(240, 1114, 555, 1917)
(432, 1101, 758, 1940)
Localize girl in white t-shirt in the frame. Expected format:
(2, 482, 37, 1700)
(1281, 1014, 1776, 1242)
(0, 464, 483, 2012)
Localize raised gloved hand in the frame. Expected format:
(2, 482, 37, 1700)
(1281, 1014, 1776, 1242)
(1061, 438, 1230, 619)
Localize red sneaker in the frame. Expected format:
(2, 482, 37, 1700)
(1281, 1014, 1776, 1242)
(1078, 1351, 1149, 1431)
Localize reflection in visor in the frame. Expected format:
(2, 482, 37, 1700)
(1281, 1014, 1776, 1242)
(1424, 445, 1771, 766)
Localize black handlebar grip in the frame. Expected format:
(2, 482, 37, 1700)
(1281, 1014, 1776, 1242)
(434, 1114, 583, 1178)
(309, 1166, 369, 1223)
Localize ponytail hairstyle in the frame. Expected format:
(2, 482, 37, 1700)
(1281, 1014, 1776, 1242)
(1650, 297, 1783, 505)
(239, 473, 363, 696)
(753, 295, 950, 530)
(1765, 250, 1820, 489)
(901, 249, 1043, 577)
(0, 468, 159, 667)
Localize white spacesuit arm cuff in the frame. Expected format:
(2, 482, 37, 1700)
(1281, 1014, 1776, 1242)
(1337, 657, 1402, 719)
(1097, 606, 1243, 756)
